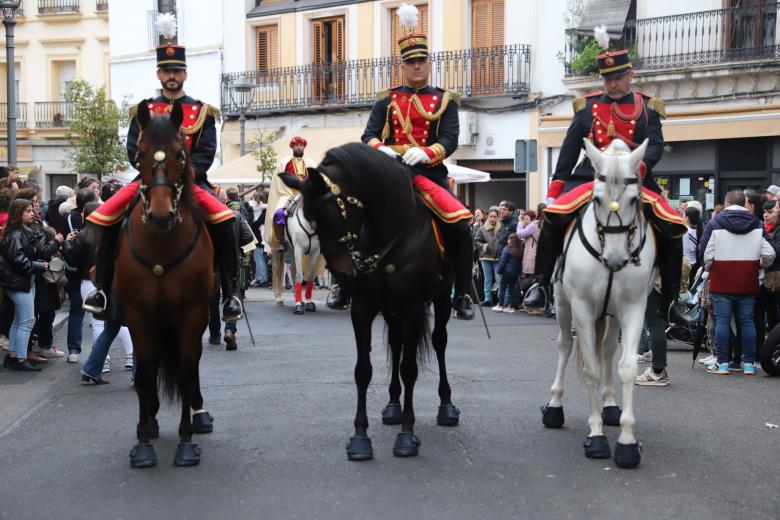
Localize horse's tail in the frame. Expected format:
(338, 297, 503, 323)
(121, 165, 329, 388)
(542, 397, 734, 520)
(157, 322, 181, 402)
(384, 305, 433, 368)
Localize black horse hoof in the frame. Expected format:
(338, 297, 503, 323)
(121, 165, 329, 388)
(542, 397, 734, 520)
(346, 436, 373, 461)
(393, 432, 421, 457)
(614, 442, 642, 469)
(381, 403, 403, 425)
(541, 405, 564, 429)
(601, 405, 622, 427)
(130, 442, 157, 468)
(305, 301, 316, 312)
(294, 303, 304, 315)
(149, 418, 160, 439)
(174, 442, 201, 467)
(436, 404, 460, 426)
(192, 412, 214, 434)
(583, 435, 611, 459)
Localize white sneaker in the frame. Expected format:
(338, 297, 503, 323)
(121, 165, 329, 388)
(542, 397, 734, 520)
(504, 307, 516, 314)
(491, 304, 504, 312)
(635, 367, 670, 386)
(67, 352, 79, 363)
(636, 351, 653, 363)
(39, 346, 66, 358)
(0, 335, 8, 351)
(703, 357, 718, 368)
(697, 354, 716, 365)
(102, 355, 111, 374)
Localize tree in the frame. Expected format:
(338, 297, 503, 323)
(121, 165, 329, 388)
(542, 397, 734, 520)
(64, 80, 127, 181)
(249, 129, 279, 187)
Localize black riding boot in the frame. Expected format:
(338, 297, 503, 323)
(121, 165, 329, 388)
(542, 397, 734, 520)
(209, 221, 243, 321)
(523, 221, 565, 310)
(442, 220, 474, 320)
(656, 234, 683, 308)
(326, 284, 351, 310)
(83, 223, 121, 317)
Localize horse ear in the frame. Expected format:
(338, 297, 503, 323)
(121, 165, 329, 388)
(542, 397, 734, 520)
(279, 172, 303, 192)
(170, 102, 184, 129)
(136, 101, 151, 130)
(583, 138, 604, 173)
(629, 139, 649, 177)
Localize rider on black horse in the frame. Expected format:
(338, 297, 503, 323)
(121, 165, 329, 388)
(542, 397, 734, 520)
(327, 16, 475, 320)
(83, 30, 242, 321)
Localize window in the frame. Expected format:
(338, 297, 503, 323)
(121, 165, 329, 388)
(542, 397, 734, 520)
(58, 61, 76, 99)
(471, 0, 504, 95)
(256, 25, 279, 72)
(311, 16, 345, 103)
(390, 4, 428, 85)
(0, 63, 21, 103)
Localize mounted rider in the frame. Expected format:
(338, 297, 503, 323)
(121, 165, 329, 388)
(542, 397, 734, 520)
(331, 4, 475, 319)
(264, 136, 313, 254)
(523, 26, 685, 310)
(83, 13, 242, 321)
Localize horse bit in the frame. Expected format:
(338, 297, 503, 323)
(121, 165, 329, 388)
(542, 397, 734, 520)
(317, 172, 399, 275)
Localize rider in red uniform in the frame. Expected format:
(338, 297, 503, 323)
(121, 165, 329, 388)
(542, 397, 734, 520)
(83, 38, 242, 321)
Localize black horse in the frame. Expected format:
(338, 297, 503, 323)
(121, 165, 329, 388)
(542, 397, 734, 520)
(281, 143, 460, 460)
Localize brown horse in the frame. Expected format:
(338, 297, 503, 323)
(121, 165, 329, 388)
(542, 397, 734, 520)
(115, 101, 216, 468)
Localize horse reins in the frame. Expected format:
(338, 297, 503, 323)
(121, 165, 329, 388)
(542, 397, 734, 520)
(316, 171, 400, 275)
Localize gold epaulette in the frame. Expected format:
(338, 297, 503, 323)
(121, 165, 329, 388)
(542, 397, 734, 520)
(128, 104, 138, 120)
(205, 103, 221, 122)
(572, 96, 586, 114)
(376, 89, 391, 102)
(647, 97, 666, 119)
(447, 89, 461, 107)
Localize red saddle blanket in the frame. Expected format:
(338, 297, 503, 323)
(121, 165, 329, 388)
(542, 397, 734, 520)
(87, 181, 234, 227)
(412, 175, 472, 224)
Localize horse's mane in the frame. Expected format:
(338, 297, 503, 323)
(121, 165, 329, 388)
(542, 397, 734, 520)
(140, 117, 198, 216)
(318, 143, 418, 231)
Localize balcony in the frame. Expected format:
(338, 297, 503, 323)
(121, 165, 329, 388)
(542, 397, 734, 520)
(220, 44, 531, 116)
(565, 3, 779, 75)
(38, 0, 79, 15)
(0, 103, 28, 129)
(34, 101, 74, 129)
(96, 0, 107, 12)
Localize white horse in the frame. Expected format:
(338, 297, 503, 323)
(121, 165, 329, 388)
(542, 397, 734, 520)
(542, 138, 655, 469)
(283, 197, 322, 314)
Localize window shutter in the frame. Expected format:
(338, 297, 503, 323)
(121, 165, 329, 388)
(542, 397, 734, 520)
(472, 0, 490, 49)
(491, 0, 504, 47)
(256, 25, 278, 72)
(472, 0, 504, 95)
(334, 17, 345, 99)
(312, 20, 324, 64)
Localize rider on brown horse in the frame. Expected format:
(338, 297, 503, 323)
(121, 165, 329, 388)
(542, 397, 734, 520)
(83, 31, 242, 321)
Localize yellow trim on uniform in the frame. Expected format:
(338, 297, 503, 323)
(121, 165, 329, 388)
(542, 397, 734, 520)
(428, 143, 446, 163)
(417, 190, 473, 223)
(647, 97, 666, 118)
(544, 191, 592, 217)
(376, 89, 390, 102)
(181, 105, 209, 136)
(156, 59, 187, 66)
(206, 209, 235, 223)
(572, 97, 586, 113)
(641, 193, 683, 223)
(87, 210, 127, 226)
(431, 220, 445, 258)
(367, 138, 383, 148)
(599, 62, 632, 74)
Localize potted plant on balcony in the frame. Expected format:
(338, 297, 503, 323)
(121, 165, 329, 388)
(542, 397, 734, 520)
(53, 112, 64, 127)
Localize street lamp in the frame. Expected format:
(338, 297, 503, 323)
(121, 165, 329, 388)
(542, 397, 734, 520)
(1, 0, 21, 167)
(229, 77, 256, 157)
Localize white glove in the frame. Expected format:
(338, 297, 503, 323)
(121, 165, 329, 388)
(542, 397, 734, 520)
(377, 146, 399, 158)
(545, 197, 555, 205)
(402, 147, 431, 166)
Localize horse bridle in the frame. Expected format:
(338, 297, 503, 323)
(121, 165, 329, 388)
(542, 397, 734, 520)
(315, 171, 399, 275)
(134, 147, 187, 225)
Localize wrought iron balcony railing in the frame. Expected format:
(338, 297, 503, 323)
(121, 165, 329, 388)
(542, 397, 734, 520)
(564, 2, 779, 76)
(38, 0, 80, 14)
(220, 44, 531, 116)
(0, 103, 28, 129)
(34, 101, 74, 129)
(96, 0, 108, 12)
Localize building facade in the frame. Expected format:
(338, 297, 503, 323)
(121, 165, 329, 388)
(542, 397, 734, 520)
(0, 0, 109, 198)
(219, 0, 570, 211)
(539, 0, 780, 215)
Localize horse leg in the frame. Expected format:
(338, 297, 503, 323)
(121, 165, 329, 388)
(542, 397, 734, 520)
(543, 285, 572, 429)
(293, 247, 304, 307)
(174, 343, 201, 467)
(381, 311, 403, 425)
(600, 316, 622, 427)
(432, 291, 459, 427)
(614, 309, 643, 469)
(130, 349, 158, 468)
(346, 299, 376, 461)
(273, 251, 284, 305)
(394, 306, 424, 457)
(573, 309, 611, 460)
(303, 249, 318, 311)
(191, 363, 214, 434)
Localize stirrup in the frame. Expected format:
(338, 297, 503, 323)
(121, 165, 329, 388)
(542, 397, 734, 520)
(522, 283, 547, 310)
(82, 289, 108, 314)
(222, 296, 243, 321)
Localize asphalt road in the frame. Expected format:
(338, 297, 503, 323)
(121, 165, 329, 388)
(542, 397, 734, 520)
(1, 288, 779, 520)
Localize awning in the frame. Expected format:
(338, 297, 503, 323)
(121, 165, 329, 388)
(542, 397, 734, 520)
(211, 125, 364, 185)
(447, 163, 490, 184)
(576, 0, 632, 36)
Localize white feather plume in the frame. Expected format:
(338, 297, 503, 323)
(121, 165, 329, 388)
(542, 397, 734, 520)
(397, 3, 419, 29)
(156, 12, 178, 41)
(594, 25, 610, 50)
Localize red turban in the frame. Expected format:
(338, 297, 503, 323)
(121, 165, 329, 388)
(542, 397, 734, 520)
(289, 136, 307, 147)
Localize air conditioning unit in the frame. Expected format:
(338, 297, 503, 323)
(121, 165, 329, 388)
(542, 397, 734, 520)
(458, 111, 478, 146)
